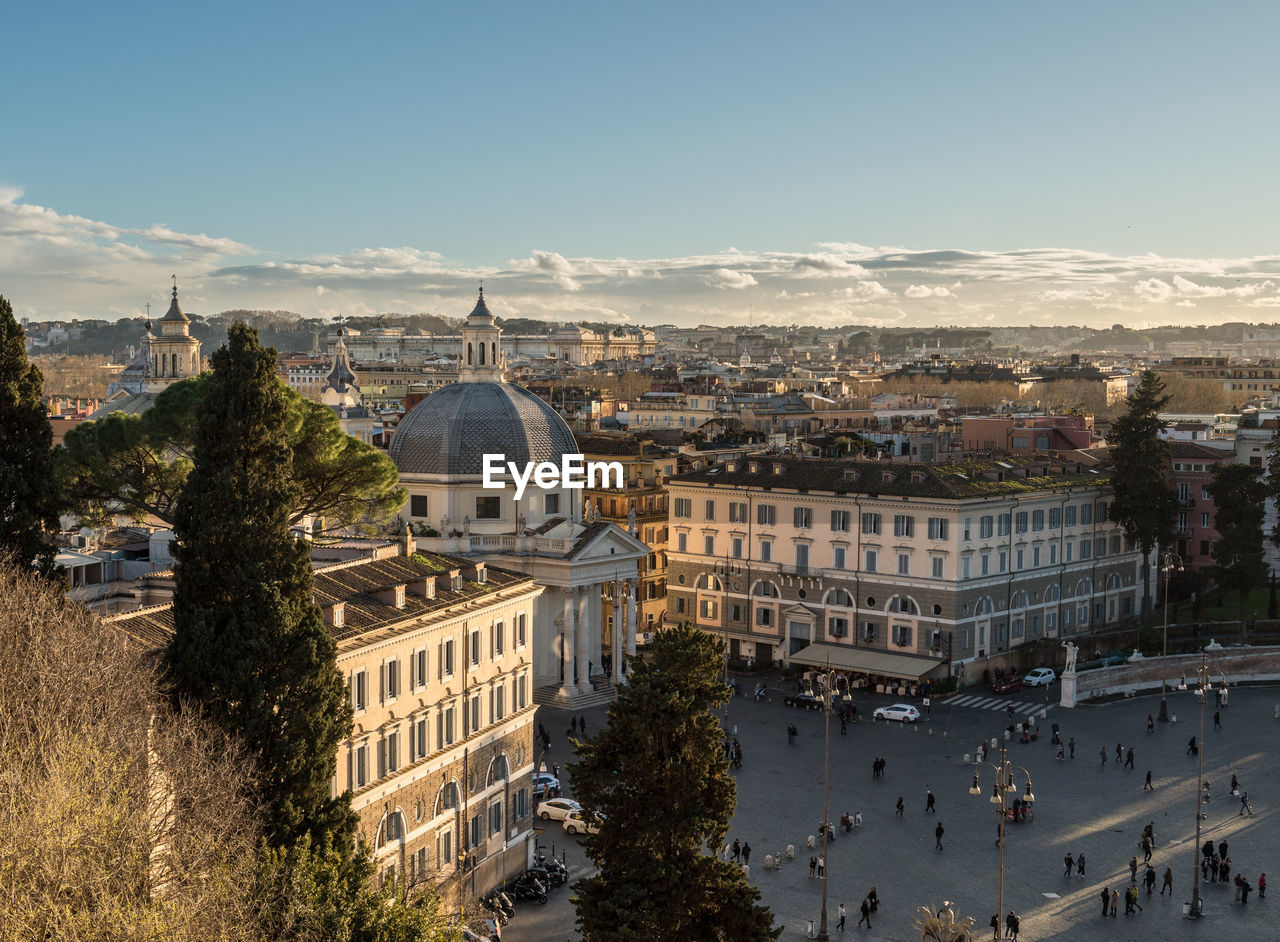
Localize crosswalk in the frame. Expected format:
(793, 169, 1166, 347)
(947, 694, 1053, 715)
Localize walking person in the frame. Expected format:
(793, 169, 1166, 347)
(571, 715, 578, 736)
(1068, 736, 1075, 758)
(1100, 887, 1110, 917)
(1144, 865, 1156, 895)
(990, 913, 1001, 940)
(1065, 853, 1076, 878)
(1144, 769, 1153, 790)
(742, 843, 751, 866)
(1129, 856, 1139, 883)
(1161, 867, 1173, 895)
(935, 821, 945, 851)
(926, 790, 936, 813)
(1141, 837, 1152, 863)
(817, 854, 825, 880)
(858, 897, 871, 929)
(896, 796, 904, 817)
(1100, 746, 1107, 766)
(732, 838, 741, 862)
(1187, 735, 1197, 754)
(1077, 852, 1086, 878)
(1131, 885, 1143, 913)
(1125, 747, 1135, 769)
(837, 902, 846, 931)
(1110, 888, 1119, 916)
(1239, 791, 1253, 816)
(1214, 710, 1222, 730)
(1116, 742, 1123, 762)
(579, 714, 587, 734)
(1147, 713, 1154, 734)
(1005, 910, 1020, 941)
(1259, 873, 1266, 899)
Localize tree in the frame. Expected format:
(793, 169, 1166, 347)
(568, 623, 780, 941)
(1264, 425, 1280, 548)
(0, 295, 61, 575)
(1107, 371, 1176, 618)
(166, 323, 356, 853)
(1207, 462, 1268, 641)
(0, 557, 269, 941)
(59, 374, 405, 532)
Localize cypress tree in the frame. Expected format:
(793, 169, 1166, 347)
(166, 322, 355, 853)
(1207, 462, 1267, 641)
(0, 294, 61, 576)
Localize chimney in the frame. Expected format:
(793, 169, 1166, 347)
(401, 523, 415, 557)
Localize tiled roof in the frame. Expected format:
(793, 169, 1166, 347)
(1167, 441, 1232, 459)
(670, 455, 1109, 500)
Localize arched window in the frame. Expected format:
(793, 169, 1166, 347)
(1106, 573, 1121, 591)
(434, 780, 459, 818)
(887, 595, 918, 615)
(491, 342, 497, 365)
(975, 597, 995, 616)
(1077, 577, 1094, 596)
(824, 588, 853, 607)
(467, 342, 473, 365)
(751, 580, 780, 598)
(487, 754, 509, 787)
(479, 342, 486, 365)
(696, 573, 723, 591)
(1010, 590, 1030, 610)
(1043, 585, 1060, 603)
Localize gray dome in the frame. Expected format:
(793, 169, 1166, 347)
(390, 381, 578, 476)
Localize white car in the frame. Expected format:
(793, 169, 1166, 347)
(563, 810, 601, 836)
(537, 797, 581, 822)
(873, 703, 921, 723)
(1023, 668, 1056, 688)
(533, 772, 560, 796)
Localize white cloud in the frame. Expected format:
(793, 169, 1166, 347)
(791, 253, 868, 278)
(905, 284, 952, 298)
(706, 268, 758, 290)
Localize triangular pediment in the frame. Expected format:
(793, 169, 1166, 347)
(565, 521, 649, 561)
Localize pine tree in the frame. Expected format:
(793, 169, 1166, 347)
(1207, 462, 1267, 641)
(568, 623, 779, 941)
(0, 294, 61, 576)
(1107, 371, 1176, 618)
(166, 323, 355, 852)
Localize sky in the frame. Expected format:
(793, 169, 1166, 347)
(3, 1, 1279, 329)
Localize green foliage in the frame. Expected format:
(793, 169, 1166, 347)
(569, 623, 779, 941)
(0, 295, 62, 575)
(260, 839, 461, 942)
(1265, 425, 1280, 548)
(1207, 462, 1268, 640)
(167, 323, 356, 853)
(59, 373, 405, 533)
(1107, 371, 1176, 617)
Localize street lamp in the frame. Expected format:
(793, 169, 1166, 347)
(969, 738, 1034, 939)
(1158, 551, 1183, 723)
(1188, 654, 1210, 919)
(817, 659, 834, 941)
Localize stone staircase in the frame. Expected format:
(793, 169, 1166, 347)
(533, 682, 618, 710)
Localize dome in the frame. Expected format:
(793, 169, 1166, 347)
(390, 381, 578, 476)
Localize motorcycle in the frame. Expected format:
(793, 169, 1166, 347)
(523, 864, 565, 889)
(512, 874, 548, 904)
(493, 890, 516, 918)
(479, 894, 509, 926)
(534, 853, 569, 882)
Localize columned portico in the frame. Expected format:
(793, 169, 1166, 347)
(559, 587, 577, 698)
(576, 586, 593, 693)
(626, 578, 638, 662)
(612, 585, 624, 684)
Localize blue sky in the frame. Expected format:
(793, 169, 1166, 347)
(3, 1, 1279, 327)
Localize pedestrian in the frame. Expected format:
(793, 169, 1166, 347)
(1005, 910, 1020, 941)
(817, 854, 825, 879)
(1141, 837, 1152, 863)
(1231, 773, 1240, 792)
(858, 897, 871, 929)
(1147, 714, 1154, 734)
(1222, 857, 1232, 885)
(1110, 888, 1119, 916)
(896, 796, 904, 817)
(1144, 865, 1156, 895)
(1129, 856, 1138, 883)
(990, 912, 1001, 940)
(1125, 747, 1135, 769)
(1214, 710, 1222, 730)
(809, 855, 817, 878)
(1100, 886, 1110, 917)
(1235, 874, 1244, 902)
(742, 843, 751, 865)
(840, 715, 847, 735)
(1161, 867, 1173, 895)
(1065, 853, 1075, 878)
(1242, 878, 1252, 904)
(1123, 887, 1133, 915)
(935, 821, 945, 851)
(926, 790, 936, 813)
(1239, 791, 1253, 816)
(1100, 746, 1107, 766)
(579, 714, 586, 735)
(542, 729, 551, 750)
(1116, 742, 1123, 762)
(1202, 839, 1214, 860)
(1143, 822, 1155, 847)
(1056, 743, 1065, 760)
(1259, 873, 1266, 899)
(1219, 840, 1228, 860)
(571, 715, 578, 736)
(837, 902, 846, 931)
(1144, 769, 1153, 790)
(1068, 736, 1075, 758)
(868, 887, 878, 913)
(1187, 735, 1197, 754)
(1131, 885, 1143, 913)
(1007, 703, 1014, 722)
(732, 838, 741, 862)
(1077, 852, 1086, 877)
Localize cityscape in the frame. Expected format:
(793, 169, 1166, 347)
(4, 4, 1280, 942)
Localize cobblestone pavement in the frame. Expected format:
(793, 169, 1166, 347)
(506, 681, 1278, 941)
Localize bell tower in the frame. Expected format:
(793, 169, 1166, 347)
(458, 287, 505, 383)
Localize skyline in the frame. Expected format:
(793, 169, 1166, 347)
(4, 1, 1279, 327)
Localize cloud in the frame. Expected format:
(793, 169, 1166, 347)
(706, 268, 758, 290)
(791, 253, 868, 278)
(905, 284, 953, 298)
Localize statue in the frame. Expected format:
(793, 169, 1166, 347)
(1061, 641, 1078, 674)
(440, 515, 450, 536)
(463, 515, 471, 537)
(516, 512, 527, 536)
(627, 505, 637, 534)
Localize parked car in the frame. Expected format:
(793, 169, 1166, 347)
(992, 674, 1023, 694)
(533, 772, 560, 795)
(537, 798, 581, 822)
(563, 810, 602, 836)
(1023, 667, 1056, 688)
(873, 703, 921, 723)
(784, 690, 824, 710)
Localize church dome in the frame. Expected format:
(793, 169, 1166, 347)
(390, 381, 578, 476)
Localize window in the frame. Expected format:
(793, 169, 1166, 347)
(469, 693, 481, 732)
(931, 557, 944, 578)
(861, 512, 882, 535)
(544, 493, 560, 515)
(830, 510, 851, 532)
(731, 603, 742, 621)
(675, 597, 686, 614)
(980, 515, 994, 539)
(412, 648, 427, 689)
(1032, 509, 1044, 531)
(517, 672, 527, 709)
(476, 495, 501, 519)
(353, 743, 367, 788)
(698, 598, 718, 619)
(705, 499, 716, 521)
(1015, 548, 1024, 570)
(1065, 505, 1077, 527)
(1015, 511, 1028, 534)
(438, 830, 453, 871)
(675, 532, 687, 552)
(756, 607, 773, 627)
(410, 494, 429, 517)
(1049, 506, 1061, 529)
(470, 629, 481, 665)
(998, 514, 1011, 536)
(893, 514, 914, 537)
(1065, 541, 1073, 562)
(927, 517, 948, 540)
(998, 550, 1007, 573)
(963, 517, 972, 540)
(414, 716, 428, 760)
(383, 658, 400, 702)
(1202, 487, 1211, 501)
(674, 498, 692, 518)
(793, 507, 813, 529)
(829, 617, 848, 637)
(515, 788, 530, 820)
(1080, 539, 1092, 560)
(892, 624, 912, 647)
(796, 544, 810, 571)
(494, 684, 506, 720)
(760, 539, 772, 562)
(897, 553, 910, 575)
(729, 501, 748, 522)
(833, 546, 846, 569)
(1049, 543, 1057, 565)
(981, 553, 990, 575)
(703, 534, 715, 555)
(439, 639, 456, 678)
(865, 549, 878, 572)
(757, 504, 776, 526)
(1080, 503, 1092, 525)
(385, 729, 400, 774)
(1096, 502, 1108, 522)
(1032, 546, 1041, 567)
(469, 814, 482, 849)
(1201, 512, 1210, 529)
(961, 556, 971, 579)
(493, 621, 505, 657)
(732, 537, 743, 558)
(351, 669, 368, 712)
(1095, 537, 1106, 557)
(862, 622, 877, 643)
(517, 612, 527, 647)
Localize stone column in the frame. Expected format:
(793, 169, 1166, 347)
(626, 578, 639, 661)
(576, 586, 592, 694)
(559, 587, 576, 699)
(612, 581, 624, 684)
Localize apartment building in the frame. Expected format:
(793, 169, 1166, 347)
(665, 455, 1145, 682)
(108, 536, 542, 899)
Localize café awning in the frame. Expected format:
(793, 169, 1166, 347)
(789, 642, 943, 681)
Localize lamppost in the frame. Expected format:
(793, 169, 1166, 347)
(817, 659, 834, 941)
(714, 556, 741, 725)
(1187, 653, 1210, 919)
(969, 739, 1035, 939)
(1158, 551, 1183, 722)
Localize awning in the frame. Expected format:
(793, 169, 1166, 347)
(789, 643, 943, 681)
